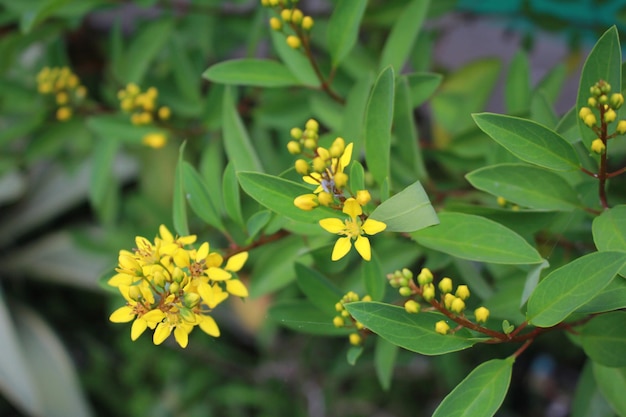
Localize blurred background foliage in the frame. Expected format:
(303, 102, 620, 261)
(1, 0, 625, 416)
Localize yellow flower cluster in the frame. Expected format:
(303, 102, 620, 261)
(117, 83, 171, 149)
(108, 225, 249, 348)
(289, 119, 386, 261)
(260, 0, 314, 49)
(387, 267, 490, 335)
(579, 79, 626, 155)
(36, 66, 87, 122)
(332, 291, 371, 346)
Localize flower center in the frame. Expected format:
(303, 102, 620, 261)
(343, 218, 362, 239)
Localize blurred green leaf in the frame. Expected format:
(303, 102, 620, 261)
(246, 210, 272, 241)
(365, 66, 394, 185)
(345, 302, 479, 355)
(173, 142, 189, 236)
(341, 73, 373, 153)
(412, 212, 543, 264)
(269, 24, 319, 88)
(571, 360, 615, 417)
(295, 263, 343, 315)
(505, 50, 531, 114)
(19, 0, 70, 33)
(182, 162, 224, 232)
(527, 251, 626, 327)
(203, 59, 300, 87)
(222, 162, 245, 227)
(370, 180, 438, 232)
(581, 312, 626, 368)
(466, 163, 581, 211)
(362, 251, 385, 301)
(432, 358, 513, 417)
(268, 300, 349, 336)
(472, 113, 580, 171)
(89, 138, 119, 223)
(536, 63, 566, 104)
(593, 205, 626, 276)
(347, 346, 364, 366)
(327, 0, 367, 68)
(404, 72, 442, 108)
(374, 337, 398, 391)
(395, 76, 427, 180)
(592, 362, 626, 417)
(222, 86, 263, 172)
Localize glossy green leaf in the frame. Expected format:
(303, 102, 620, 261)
(571, 361, 615, 417)
(581, 312, 626, 368)
(472, 113, 580, 171)
(576, 277, 626, 314)
(577, 26, 621, 149)
(466, 163, 581, 211)
(365, 66, 394, 185)
(412, 212, 543, 264)
(237, 172, 336, 223)
(526, 251, 626, 327)
(203, 59, 300, 87)
(363, 251, 385, 301)
(345, 302, 477, 355)
(222, 162, 244, 227)
(246, 210, 272, 241)
(375, 337, 398, 391)
(369, 181, 438, 232)
(530, 90, 559, 129)
(268, 300, 349, 336)
(182, 162, 224, 232)
(379, 0, 430, 72)
(222, 87, 263, 172)
(592, 362, 626, 417)
(295, 263, 343, 315)
(504, 50, 531, 114)
(269, 25, 319, 88)
(341, 73, 374, 153)
(327, 0, 367, 67)
(173, 142, 189, 236)
(118, 18, 173, 83)
(404, 72, 443, 108)
(432, 358, 514, 417)
(593, 205, 626, 276)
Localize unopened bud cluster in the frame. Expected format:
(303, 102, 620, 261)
(117, 83, 171, 148)
(579, 79, 626, 155)
(332, 291, 371, 346)
(36, 66, 88, 122)
(260, 0, 314, 50)
(388, 267, 490, 335)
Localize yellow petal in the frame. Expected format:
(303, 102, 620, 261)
(339, 143, 353, 170)
(207, 267, 231, 281)
(109, 306, 135, 323)
(332, 237, 352, 261)
(174, 326, 189, 348)
(342, 198, 362, 218)
(207, 252, 224, 268)
(159, 224, 174, 242)
(225, 252, 248, 272)
(198, 315, 220, 337)
(362, 218, 386, 235)
(153, 323, 171, 345)
(173, 249, 190, 268)
(107, 273, 132, 287)
(141, 309, 166, 324)
(198, 282, 229, 308)
(178, 234, 197, 245)
(303, 172, 321, 184)
(319, 218, 345, 233)
(354, 235, 371, 261)
(130, 319, 148, 340)
(226, 279, 249, 297)
(196, 242, 210, 261)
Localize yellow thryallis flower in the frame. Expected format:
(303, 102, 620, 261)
(319, 198, 386, 261)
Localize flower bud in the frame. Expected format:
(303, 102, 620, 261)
(169, 281, 180, 293)
(599, 94, 608, 105)
(349, 333, 361, 346)
(280, 8, 292, 21)
(450, 297, 465, 314)
(404, 300, 420, 314)
(305, 118, 319, 131)
(443, 293, 455, 309)
(334, 172, 348, 188)
(422, 283, 435, 301)
(335, 302, 343, 312)
(56, 106, 72, 122)
(399, 286, 413, 297)
(287, 140, 301, 154)
(269, 17, 282, 30)
(356, 190, 371, 206)
(361, 295, 372, 302)
(128, 285, 142, 301)
(341, 309, 350, 318)
(417, 268, 433, 285)
(302, 16, 314, 30)
(304, 138, 317, 150)
(605, 108, 617, 123)
(438, 277, 453, 294)
(401, 268, 413, 280)
(295, 159, 309, 175)
(600, 82, 611, 94)
(294, 194, 318, 210)
(497, 196, 507, 207)
(588, 97, 597, 107)
(591, 138, 606, 154)
(291, 8, 303, 24)
(290, 127, 302, 139)
(455, 285, 470, 300)
(474, 306, 490, 323)
(183, 292, 201, 308)
(584, 113, 597, 127)
(590, 86, 601, 97)
(286, 35, 301, 49)
(333, 316, 345, 328)
(611, 93, 624, 109)
(579, 106, 592, 120)
(435, 320, 450, 335)
(317, 191, 333, 206)
(312, 156, 327, 173)
(617, 120, 626, 134)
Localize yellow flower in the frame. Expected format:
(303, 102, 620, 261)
(319, 198, 386, 261)
(142, 132, 167, 149)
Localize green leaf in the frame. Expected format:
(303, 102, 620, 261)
(432, 358, 514, 417)
(327, 0, 367, 67)
(577, 26, 621, 149)
(571, 361, 615, 417)
(237, 172, 336, 223)
(89, 138, 118, 215)
(404, 72, 443, 108)
(581, 312, 626, 368)
(526, 251, 626, 327)
(374, 337, 398, 391)
(472, 113, 580, 171)
(369, 180, 438, 232)
(341, 73, 374, 153)
(536, 63, 566, 105)
(222, 86, 263, 172)
(295, 263, 343, 316)
(203, 59, 300, 87)
(379, 0, 430, 72)
(222, 162, 244, 227)
(347, 346, 364, 365)
(19, 0, 70, 33)
(173, 142, 189, 236)
(504, 50, 531, 114)
(593, 205, 626, 276)
(395, 76, 427, 180)
(182, 162, 224, 231)
(592, 362, 626, 417)
(349, 160, 365, 192)
(412, 212, 543, 265)
(576, 277, 626, 314)
(363, 252, 385, 301)
(365, 66, 394, 185)
(87, 114, 167, 145)
(269, 24, 319, 88)
(345, 302, 478, 355)
(466, 163, 581, 211)
(246, 210, 272, 241)
(268, 300, 349, 336)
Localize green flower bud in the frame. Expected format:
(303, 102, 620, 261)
(617, 120, 626, 134)
(179, 306, 196, 323)
(611, 93, 624, 109)
(183, 292, 201, 308)
(401, 268, 413, 280)
(399, 286, 413, 297)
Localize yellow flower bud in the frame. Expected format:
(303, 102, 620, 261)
(584, 113, 597, 127)
(318, 191, 333, 206)
(126, 83, 139, 95)
(611, 93, 624, 109)
(268, 0, 279, 5)
(290, 127, 302, 139)
(450, 297, 465, 314)
(443, 293, 455, 309)
(591, 138, 606, 154)
(329, 144, 343, 158)
(291, 8, 303, 24)
(142, 132, 167, 149)
(38, 82, 52, 94)
(349, 333, 361, 346)
(294, 159, 309, 175)
(139, 111, 153, 125)
(579, 106, 592, 120)
(302, 16, 314, 30)
(404, 299, 420, 314)
(269, 17, 282, 30)
(599, 94, 608, 105)
(334, 172, 348, 188)
(333, 316, 345, 328)
(355, 321, 364, 330)
(294, 193, 318, 211)
(280, 8, 292, 21)
(55, 92, 69, 105)
(438, 277, 453, 294)
(341, 310, 350, 318)
(169, 281, 180, 293)
(605, 108, 617, 123)
(261, 0, 270, 6)
(435, 320, 450, 335)
(76, 86, 87, 98)
(286, 35, 301, 49)
(305, 118, 318, 131)
(455, 285, 470, 300)
(422, 283, 435, 301)
(121, 97, 134, 112)
(56, 106, 72, 121)
(474, 306, 490, 323)
(287, 140, 301, 154)
(158, 106, 171, 120)
(312, 156, 327, 172)
(183, 293, 201, 308)
(317, 147, 330, 161)
(588, 97, 597, 107)
(399, 286, 413, 297)
(356, 190, 371, 206)
(128, 285, 142, 301)
(304, 138, 317, 150)
(497, 196, 507, 207)
(361, 295, 372, 302)
(617, 120, 626, 134)
(417, 268, 433, 285)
